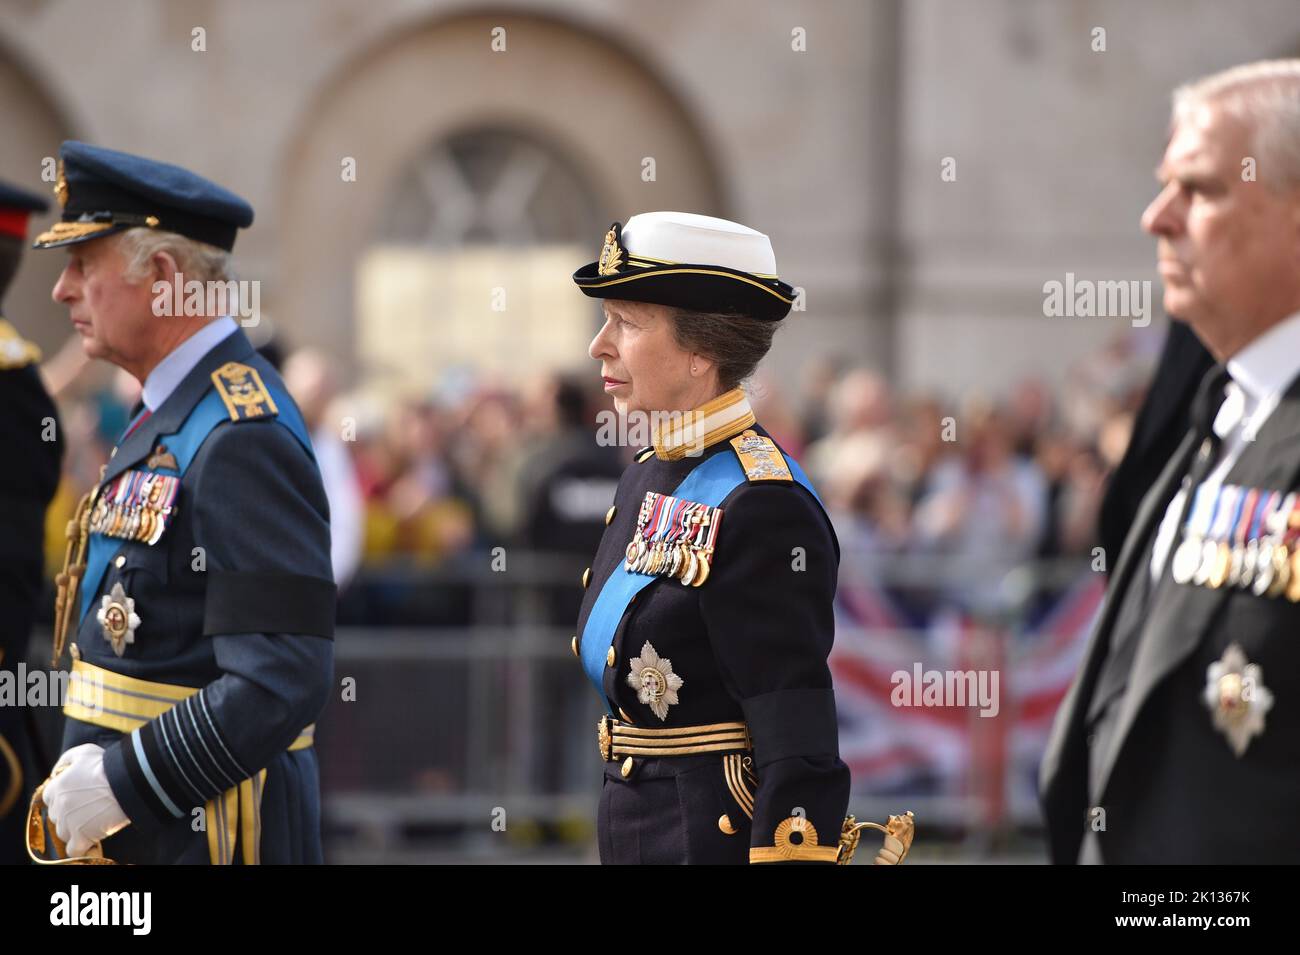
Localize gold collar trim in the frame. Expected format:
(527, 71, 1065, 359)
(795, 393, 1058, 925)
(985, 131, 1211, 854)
(652, 388, 756, 461)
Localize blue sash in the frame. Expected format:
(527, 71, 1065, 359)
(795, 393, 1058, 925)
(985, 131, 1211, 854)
(79, 384, 313, 623)
(580, 447, 821, 704)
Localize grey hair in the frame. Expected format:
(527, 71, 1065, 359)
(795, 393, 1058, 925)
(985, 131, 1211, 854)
(1172, 59, 1300, 193)
(116, 227, 232, 285)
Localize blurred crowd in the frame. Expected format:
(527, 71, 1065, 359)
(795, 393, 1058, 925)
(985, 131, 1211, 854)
(40, 326, 1160, 625)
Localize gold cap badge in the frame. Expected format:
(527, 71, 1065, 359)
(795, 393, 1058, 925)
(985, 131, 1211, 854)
(53, 160, 68, 209)
(597, 225, 625, 276)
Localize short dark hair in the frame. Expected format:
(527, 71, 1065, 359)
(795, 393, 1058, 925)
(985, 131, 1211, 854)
(666, 308, 780, 392)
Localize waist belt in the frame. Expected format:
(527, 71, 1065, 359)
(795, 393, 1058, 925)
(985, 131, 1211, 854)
(598, 716, 751, 761)
(62, 658, 313, 865)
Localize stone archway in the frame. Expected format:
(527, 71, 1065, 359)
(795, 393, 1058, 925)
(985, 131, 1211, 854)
(276, 10, 725, 371)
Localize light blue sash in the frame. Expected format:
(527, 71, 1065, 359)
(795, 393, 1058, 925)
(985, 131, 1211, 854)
(79, 384, 313, 623)
(580, 447, 821, 704)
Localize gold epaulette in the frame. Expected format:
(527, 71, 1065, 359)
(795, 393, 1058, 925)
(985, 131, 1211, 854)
(729, 429, 792, 483)
(0, 319, 42, 370)
(211, 361, 279, 422)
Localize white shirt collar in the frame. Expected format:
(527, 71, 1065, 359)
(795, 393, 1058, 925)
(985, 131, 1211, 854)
(1212, 310, 1300, 438)
(141, 316, 239, 411)
(1226, 309, 1300, 404)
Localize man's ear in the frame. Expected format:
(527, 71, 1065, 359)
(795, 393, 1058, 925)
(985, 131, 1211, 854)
(149, 249, 182, 287)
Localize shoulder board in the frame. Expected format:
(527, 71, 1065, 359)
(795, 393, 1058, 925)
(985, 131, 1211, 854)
(729, 429, 793, 483)
(211, 361, 280, 422)
(0, 319, 41, 370)
(635, 446, 656, 463)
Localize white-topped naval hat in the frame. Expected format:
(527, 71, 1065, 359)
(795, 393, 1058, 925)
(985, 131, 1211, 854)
(572, 211, 796, 321)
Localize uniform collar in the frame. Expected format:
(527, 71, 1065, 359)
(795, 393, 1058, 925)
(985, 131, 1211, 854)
(141, 316, 238, 411)
(651, 387, 756, 461)
(101, 326, 255, 488)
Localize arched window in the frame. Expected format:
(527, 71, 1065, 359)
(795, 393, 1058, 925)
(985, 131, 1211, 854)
(357, 127, 600, 388)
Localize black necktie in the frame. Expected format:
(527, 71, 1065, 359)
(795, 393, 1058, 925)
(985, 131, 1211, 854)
(1166, 363, 1233, 555)
(1089, 363, 1230, 717)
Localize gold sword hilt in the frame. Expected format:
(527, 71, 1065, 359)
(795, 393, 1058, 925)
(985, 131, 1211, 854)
(26, 767, 118, 865)
(837, 810, 915, 865)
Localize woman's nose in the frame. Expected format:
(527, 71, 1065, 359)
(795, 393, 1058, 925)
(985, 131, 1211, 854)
(589, 319, 615, 361)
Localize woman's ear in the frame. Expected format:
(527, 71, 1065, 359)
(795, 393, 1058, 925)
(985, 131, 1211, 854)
(690, 353, 715, 378)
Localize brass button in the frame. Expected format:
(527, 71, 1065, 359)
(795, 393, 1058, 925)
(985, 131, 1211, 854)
(114, 555, 126, 569)
(718, 814, 737, 835)
(605, 505, 617, 526)
(620, 756, 634, 778)
(581, 567, 591, 589)
(606, 647, 616, 667)
(571, 636, 580, 657)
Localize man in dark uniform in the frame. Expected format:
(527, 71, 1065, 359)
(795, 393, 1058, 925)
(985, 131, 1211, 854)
(571, 212, 854, 864)
(32, 142, 334, 864)
(0, 180, 63, 863)
(1041, 60, 1300, 863)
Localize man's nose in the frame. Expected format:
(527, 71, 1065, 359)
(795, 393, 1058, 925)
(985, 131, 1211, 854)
(1141, 183, 1183, 237)
(51, 265, 75, 304)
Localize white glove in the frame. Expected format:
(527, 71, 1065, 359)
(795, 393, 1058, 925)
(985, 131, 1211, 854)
(43, 743, 131, 856)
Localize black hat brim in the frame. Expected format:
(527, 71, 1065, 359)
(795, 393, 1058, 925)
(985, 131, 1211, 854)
(573, 261, 794, 321)
(0, 181, 50, 214)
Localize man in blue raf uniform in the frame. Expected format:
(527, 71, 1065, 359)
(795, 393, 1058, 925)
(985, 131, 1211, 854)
(0, 179, 63, 864)
(572, 212, 853, 864)
(32, 142, 334, 864)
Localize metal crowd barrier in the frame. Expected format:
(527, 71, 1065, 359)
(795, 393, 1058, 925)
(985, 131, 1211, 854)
(24, 551, 1100, 862)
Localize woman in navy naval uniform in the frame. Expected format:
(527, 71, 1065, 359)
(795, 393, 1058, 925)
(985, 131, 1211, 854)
(572, 212, 851, 864)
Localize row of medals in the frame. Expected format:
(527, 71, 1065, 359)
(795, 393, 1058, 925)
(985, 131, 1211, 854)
(624, 495, 716, 587)
(1170, 488, 1300, 599)
(88, 471, 176, 547)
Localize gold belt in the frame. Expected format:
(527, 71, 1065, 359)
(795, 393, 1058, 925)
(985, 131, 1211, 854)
(597, 715, 751, 761)
(30, 658, 313, 865)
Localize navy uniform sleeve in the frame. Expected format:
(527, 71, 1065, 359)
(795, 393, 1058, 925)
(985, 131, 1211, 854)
(0, 366, 61, 833)
(697, 482, 850, 864)
(102, 419, 335, 831)
(0, 365, 61, 658)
